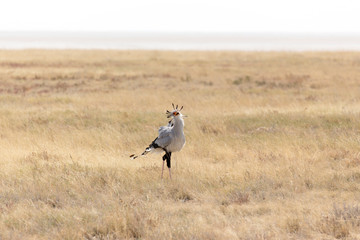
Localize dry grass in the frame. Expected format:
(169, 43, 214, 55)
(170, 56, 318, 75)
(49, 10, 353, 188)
(0, 50, 360, 239)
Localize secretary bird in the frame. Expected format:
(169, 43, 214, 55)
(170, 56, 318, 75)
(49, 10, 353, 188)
(130, 104, 186, 179)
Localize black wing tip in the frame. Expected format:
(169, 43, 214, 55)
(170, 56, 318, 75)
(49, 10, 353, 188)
(130, 154, 138, 160)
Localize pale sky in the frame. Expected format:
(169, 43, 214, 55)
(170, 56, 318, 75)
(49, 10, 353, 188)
(0, 0, 359, 33)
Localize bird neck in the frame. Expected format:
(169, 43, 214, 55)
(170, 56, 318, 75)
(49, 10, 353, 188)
(173, 117, 184, 132)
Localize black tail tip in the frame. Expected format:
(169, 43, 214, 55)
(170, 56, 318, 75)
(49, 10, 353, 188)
(129, 154, 135, 158)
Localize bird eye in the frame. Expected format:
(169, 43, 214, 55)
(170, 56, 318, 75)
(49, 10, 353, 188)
(174, 112, 179, 115)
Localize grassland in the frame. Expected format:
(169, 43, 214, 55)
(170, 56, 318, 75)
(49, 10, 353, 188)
(0, 50, 360, 239)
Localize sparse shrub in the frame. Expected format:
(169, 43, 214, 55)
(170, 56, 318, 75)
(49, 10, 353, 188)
(124, 211, 144, 239)
(305, 95, 317, 101)
(320, 216, 350, 239)
(286, 218, 301, 233)
(176, 191, 193, 202)
(255, 80, 267, 86)
(45, 197, 62, 208)
(232, 75, 251, 85)
(232, 78, 243, 85)
(23, 151, 60, 163)
(227, 189, 250, 205)
(200, 80, 213, 86)
(180, 74, 192, 82)
(169, 186, 193, 202)
(284, 74, 309, 87)
(304, 179, 313, 190)
(345, 156, 360, 168)
(333, 203, 360, 227)
(200, 123, 223, 135)
(319, 203, 360, 238)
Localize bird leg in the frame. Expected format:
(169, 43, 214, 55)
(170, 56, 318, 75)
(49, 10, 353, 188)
(162, 153, 167, 179)
(161, 160, 165, 179)
(162, 152, 172, 179)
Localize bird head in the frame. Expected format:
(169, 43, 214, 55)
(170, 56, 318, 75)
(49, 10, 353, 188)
(166, 103, 186, 118)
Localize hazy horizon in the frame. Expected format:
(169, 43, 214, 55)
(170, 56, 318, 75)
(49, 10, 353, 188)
(0, 31, 359, 51)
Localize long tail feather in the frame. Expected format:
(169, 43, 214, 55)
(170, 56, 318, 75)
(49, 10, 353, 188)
(130, 146, 154, 160)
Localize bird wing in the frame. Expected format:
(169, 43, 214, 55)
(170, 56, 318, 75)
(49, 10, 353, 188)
(155, 125, 173, 148)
